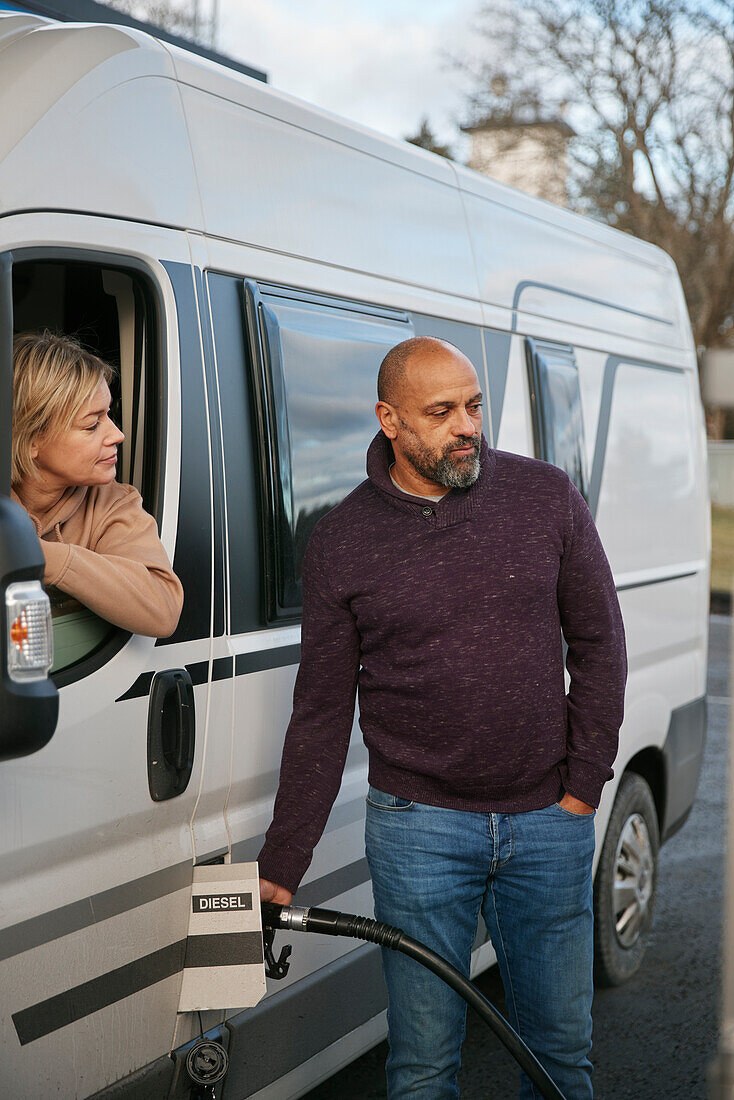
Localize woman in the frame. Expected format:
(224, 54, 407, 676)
(11, 331, 183, 638)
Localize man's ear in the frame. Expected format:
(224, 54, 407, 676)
(375, 401, 399, 439)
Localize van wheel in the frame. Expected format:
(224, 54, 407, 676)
(594, 772, 659, 987)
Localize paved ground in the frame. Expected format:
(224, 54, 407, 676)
(305, 615, 728, 1099)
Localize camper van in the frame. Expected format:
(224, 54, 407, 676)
(0, 12, 709, 1099)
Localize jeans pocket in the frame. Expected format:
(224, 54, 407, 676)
(366, 785, 415, 811)
(553, 801, 596, 819)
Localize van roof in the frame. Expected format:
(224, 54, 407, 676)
(0, 14, 688, 352)
(3, 0, 267, 81)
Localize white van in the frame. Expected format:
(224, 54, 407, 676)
(0, 12, 710, 1099)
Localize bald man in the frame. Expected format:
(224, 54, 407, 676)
(259, 337, 626, 1099)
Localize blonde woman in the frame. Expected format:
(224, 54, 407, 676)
(11, 331, 183, 638)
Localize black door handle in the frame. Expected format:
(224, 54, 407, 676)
(147, 669, 195, 801)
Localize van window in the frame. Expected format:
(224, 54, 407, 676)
(12, 258, 160, 675)
(247, 282, 412, 621)
(525, 338, 588, 496)
(596, 363, 700, 574)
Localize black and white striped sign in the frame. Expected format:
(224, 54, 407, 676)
(192, 892, 253, 913)
(178, 864, 266, 1012)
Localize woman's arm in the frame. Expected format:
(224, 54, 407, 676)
(43, 486, 183, 638)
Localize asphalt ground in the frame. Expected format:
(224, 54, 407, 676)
(305, 614, 728, 1099)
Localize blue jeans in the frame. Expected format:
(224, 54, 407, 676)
(364, 786, 596, 1100)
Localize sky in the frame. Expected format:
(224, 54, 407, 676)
(214, 0, 479, 156)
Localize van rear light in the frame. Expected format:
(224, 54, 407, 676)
(5, 581, 53, 682)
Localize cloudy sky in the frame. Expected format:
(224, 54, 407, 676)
(215, 0, 479, 155)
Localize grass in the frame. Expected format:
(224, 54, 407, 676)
(711, 505, 734, 594)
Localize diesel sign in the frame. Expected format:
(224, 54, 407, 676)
(192, 892, 253, 913)
(179, 863, 266, 1013)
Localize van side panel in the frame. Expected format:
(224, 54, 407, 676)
(454, 163, 683, 356)
(177, 85, 478, 301)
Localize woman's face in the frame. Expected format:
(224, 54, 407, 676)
(30, 380, 125, 492)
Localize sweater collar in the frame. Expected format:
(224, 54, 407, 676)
(366, 431, 495, 527)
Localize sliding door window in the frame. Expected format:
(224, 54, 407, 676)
(525, 338, 588, 497)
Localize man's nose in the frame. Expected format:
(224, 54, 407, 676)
(452, 408, 477, 436)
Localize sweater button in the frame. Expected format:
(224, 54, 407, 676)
(421, 506, 433, 517)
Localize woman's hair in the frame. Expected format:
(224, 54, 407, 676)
(12, 331, 115, 486)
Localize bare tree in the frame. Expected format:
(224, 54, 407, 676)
(105, 0, 218, 48)
(405, 117, 454, 159)
(461, 0, 734, 350)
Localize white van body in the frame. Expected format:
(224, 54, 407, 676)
(0, 13, 709, 1098)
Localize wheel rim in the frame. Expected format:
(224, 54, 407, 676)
(613, 812, 654, 948)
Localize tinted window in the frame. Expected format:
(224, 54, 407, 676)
(251, 283, 412, 620)
(526, 338, 587, 496)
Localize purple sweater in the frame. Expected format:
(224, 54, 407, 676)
(258, 432, 627, 893)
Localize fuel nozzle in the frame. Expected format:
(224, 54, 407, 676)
(261, 904, 292, 980)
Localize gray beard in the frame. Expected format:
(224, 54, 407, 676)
(399, 426, 481, 489)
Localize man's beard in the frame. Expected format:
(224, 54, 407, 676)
(398, 421, 481, 489)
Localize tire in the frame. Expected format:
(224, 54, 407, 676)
(593, 771, 659, 987)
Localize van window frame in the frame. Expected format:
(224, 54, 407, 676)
(8, 247, 168, 687)
(525, 336, 588, 499)
(243, 278, 412, 624)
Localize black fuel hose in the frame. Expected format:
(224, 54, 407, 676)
(261, 902, 567, 1100)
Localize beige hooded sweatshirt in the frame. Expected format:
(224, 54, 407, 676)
(12, 482, 183, 638)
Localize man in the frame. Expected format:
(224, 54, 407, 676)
(258, 336, 626, 1099)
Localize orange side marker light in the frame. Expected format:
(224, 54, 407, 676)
(10, 612, 28, 652)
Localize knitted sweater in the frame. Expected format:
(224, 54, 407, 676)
(12, 481, 183, 638)
(258, 432, 627, 893)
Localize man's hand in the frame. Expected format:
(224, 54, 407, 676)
(259, 878, 293, 906)
(558, 792, 595, 815)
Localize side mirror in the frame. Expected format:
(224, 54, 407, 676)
(0, 495, 58, 760)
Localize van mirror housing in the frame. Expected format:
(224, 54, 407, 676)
(0, 496, 58, 760)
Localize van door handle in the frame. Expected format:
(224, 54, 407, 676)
(147, 669, 195, 801)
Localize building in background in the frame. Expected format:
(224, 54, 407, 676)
(0, 0, 266, 80)
(463, 114, 575, 207)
